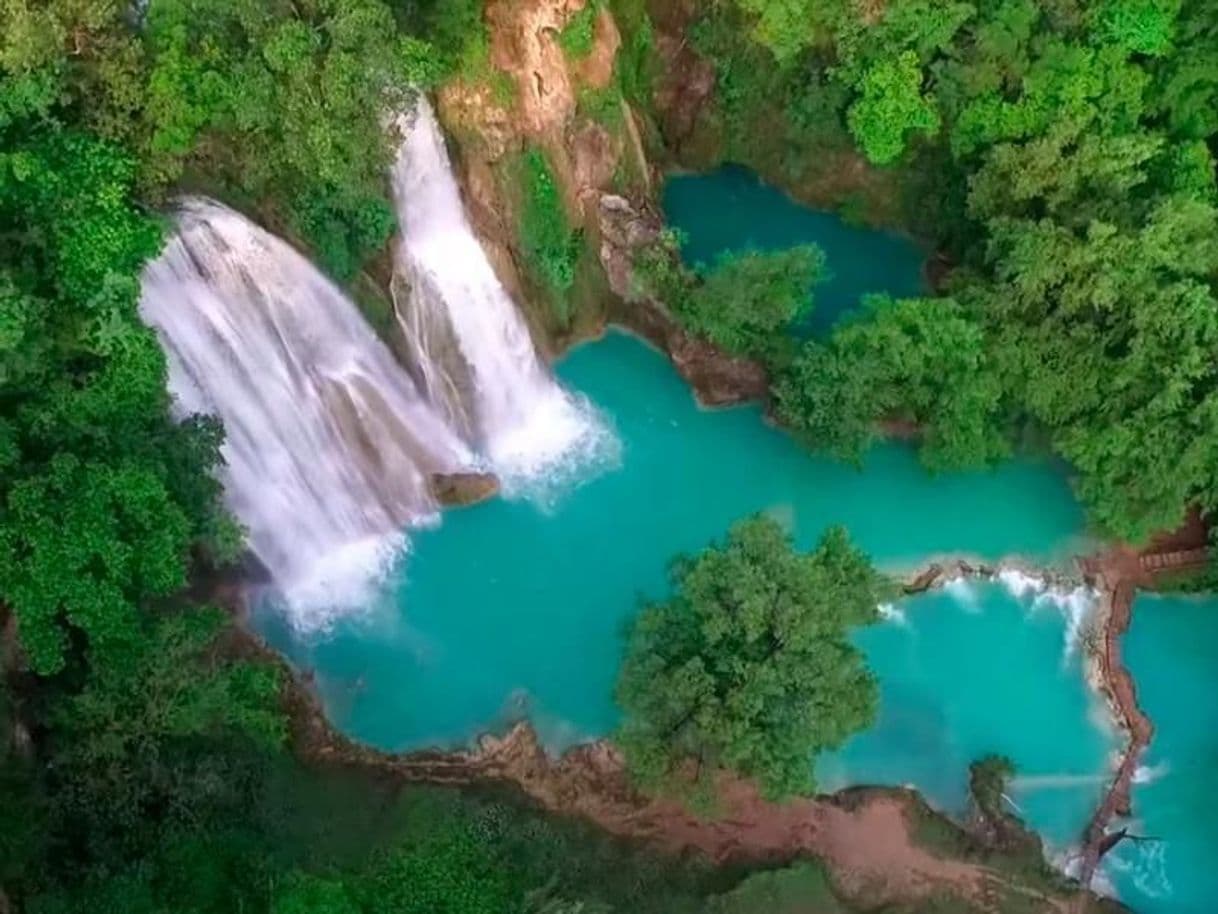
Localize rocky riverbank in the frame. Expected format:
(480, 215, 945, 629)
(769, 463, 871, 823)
(1073, 535, 1209, 904)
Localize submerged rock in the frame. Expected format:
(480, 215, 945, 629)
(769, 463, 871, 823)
(430, 472, 500, 507)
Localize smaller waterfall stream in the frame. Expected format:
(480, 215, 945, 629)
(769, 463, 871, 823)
(390, 99, 611, 492)
(140, 199, 473, 627)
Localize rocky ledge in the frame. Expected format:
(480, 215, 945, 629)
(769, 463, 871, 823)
(229, 615, 1126, 914)
(430, 471, 501, 507)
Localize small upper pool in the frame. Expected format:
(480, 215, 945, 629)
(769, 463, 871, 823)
(662, 165, 928, 332)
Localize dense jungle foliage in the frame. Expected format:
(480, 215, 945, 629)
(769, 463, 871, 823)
(0, 2, 786, 911)
(1, 0, 1215, 909)
(666, 0, 1218, 543)
(616, 517, 885, 803)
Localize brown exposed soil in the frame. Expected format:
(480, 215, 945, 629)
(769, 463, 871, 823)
(486, 0, 577, 138)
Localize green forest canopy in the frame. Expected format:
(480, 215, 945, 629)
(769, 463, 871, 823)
(685, 0, 1218, 543)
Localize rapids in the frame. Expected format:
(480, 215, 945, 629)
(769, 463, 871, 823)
(140, 199, 472, 627)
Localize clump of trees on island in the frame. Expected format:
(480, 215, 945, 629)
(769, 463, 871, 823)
(617, 516, 885, 802)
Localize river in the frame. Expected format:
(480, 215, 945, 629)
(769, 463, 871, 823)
(251, 165, 1217, 913)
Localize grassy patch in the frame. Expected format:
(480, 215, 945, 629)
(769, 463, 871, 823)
(907, 798, 978, 862)
(560, 1, 603, 60)
(610, 0, 656, 112)
(254, 762, 732, 914)
(518, 147, 583, 324)
(489, 70, 517, 109)
(708, 861, 851, 913)
(578, 83, 626, 130)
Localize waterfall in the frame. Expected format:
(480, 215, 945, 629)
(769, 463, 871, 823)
(139, 199, 473, 628)
(389, 98, 612, 493)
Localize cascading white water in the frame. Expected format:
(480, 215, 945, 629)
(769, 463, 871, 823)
(139, 198, 473, 628)
(997, 569, 1097, 661)
(390, 98, 612, 492)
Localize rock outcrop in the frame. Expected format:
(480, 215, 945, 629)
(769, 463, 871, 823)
(426, 0, 767, 410)
(430, 472, 501, 508)
(597, 194, 768, 406)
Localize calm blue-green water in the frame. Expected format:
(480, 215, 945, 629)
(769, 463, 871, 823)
(662, 165, 927, 332)
(257, 333, 1105, 843)
(1106, 594, 1218, 913)
(820, 578, 1116, 848)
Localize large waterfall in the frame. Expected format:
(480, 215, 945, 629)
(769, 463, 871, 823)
(140, 199, 473, 627)
(390, 98, 610, 492)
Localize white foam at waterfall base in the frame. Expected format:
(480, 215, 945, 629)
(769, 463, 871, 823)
(277, 532, 409, 631)
(140, 199, 474, 630)
(877, 602, 908, 626)
(997, 569, 1096, 662)
(997, 567, 1047, 599)
(390, 97, 618, 500)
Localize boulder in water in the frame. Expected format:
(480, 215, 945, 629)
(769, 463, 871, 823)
(430, 472, 500, 508)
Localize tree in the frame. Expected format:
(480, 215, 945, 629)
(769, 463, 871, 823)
(519, 147, 583, 315)
(358, 825, 520, 914)
(138, 0, 440, 279)
(1153, 0, 1218, 139)
(633, 234, 825, 366)
(773, 0, 1218, 540)
(733, 0, 842, 61)
(45, 609, 284, 860)
(1094, 0, 1181, 56)
(273, 874, 362, 914)
(776, 295, 1009, 470)
(681, 246, 826, 362)
(616, 517, 883, 802)
(0, 129, 234, 674)
(847, 51, 941, 164)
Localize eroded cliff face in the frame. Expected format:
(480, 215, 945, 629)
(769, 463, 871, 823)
(430, 0, 766, 406)
(435, 0, 640, 353)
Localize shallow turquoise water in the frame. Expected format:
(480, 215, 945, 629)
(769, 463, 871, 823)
(820, 579, 1116, 849)
(257, 334, 1104, 847)
(1107, 594, 1218, 912)
(662, 165, 927, 332)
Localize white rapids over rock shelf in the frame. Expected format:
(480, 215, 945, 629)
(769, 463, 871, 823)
(389, 97, 614, 495)
(139, 198, 474, 628)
